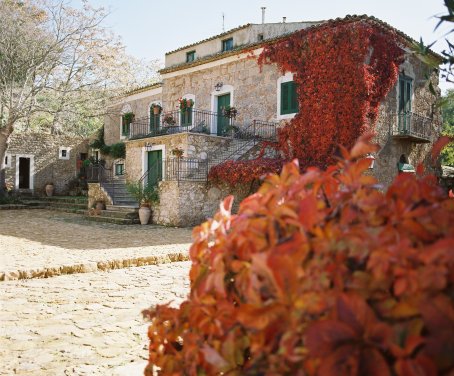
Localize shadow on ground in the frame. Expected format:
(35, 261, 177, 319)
(0, 209, 194, 250)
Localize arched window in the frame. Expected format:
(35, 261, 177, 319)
(149, 101, 162, 133)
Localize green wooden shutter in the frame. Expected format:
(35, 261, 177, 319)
(181, 108, 192, 127)
(281, 81, 298, 115)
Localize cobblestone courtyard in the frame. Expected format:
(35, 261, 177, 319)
(0, 210, 193, 375)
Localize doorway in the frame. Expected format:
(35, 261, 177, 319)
(18, 157, 31, 189)
(147, 150, 162, 187)
(216, 93, 231, 136)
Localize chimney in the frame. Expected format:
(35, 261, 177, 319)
(261, 7, 266, 24)
(282, 17, 286, 23)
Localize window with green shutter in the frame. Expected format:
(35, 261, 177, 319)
(115, 163, 124, 176)
(186, 51, 195, 63)
(181, 108, 193, 127)
(280, 81, 298, 115)
(222, 38, 233, 52)
(121, 113, 134, 136)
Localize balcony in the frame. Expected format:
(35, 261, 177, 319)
(129, 109, 234, 139)
(391, 112, 437, 143)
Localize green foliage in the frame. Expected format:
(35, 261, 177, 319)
(89, 126, 105, 150)
(441, 90, 454, 166)
(109, 142, 126, 159)
(414, 0, 454, 83)
(100, 144, 111, 155)
(126, 181, 159, 206)
(123, 112, 135, 124)
(144, 134, 454, 375)
(89, 126, 125, 159)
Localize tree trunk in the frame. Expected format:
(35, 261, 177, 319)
(0, 121, 14, 198)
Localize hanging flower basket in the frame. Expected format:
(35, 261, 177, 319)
(178, 98, 194, 112)
(222, 105, 238, 119)
(151, 103, 162, 115)
(171, 147, 184, 158)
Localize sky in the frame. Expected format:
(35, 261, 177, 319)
(75, 0, 453, 92)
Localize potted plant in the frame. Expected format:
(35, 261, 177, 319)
(126, 181, 160, 225)
(45, 182, 54, 197)
(163, 113, 176, 126)
(171, 147, 184, 158)
(151, 103, 162, 115)
(222, 105, 238, 119)
(178, 97, 194, 112)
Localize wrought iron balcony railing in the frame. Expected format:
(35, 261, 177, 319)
(391, 112, 436, 143)
(129, 109, 235, 139)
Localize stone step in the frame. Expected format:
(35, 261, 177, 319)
(21, 196, 88, 204)
(106, 205, 139, 211)
(24, 200, 88, 210)
(97, 209, 139, 219)
(85, 215, 140, 225)
(113, 201, 138, 207)
(41, 206, 87, 215)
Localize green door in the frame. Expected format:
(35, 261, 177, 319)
(398, 75, 412, 133)
(217, 93, 231, 136)
(147, 150, 162, 187)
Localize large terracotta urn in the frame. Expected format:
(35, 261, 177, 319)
(139, 205, 151, 225)
(45, 183, 54, 197)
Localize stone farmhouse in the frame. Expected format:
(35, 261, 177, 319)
(94, 15, 441, 227)
(4, 133, 89, 196)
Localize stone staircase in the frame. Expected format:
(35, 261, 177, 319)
(100, 176, 138, 207)
(21, 196, 89, 215)
(90, 176, 140, 225)
(86, 205, 140, 225)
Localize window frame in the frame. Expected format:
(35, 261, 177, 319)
(222, 38, 233, 52)
(277, 73, 298, 120)
(59, 147, 71, 160)
(280, 81, 298, 115)
(186, 50, 196, 63)
(115, 163, 125, 176)
(121, 113, 134, 137)
(4, 153, 12, 168)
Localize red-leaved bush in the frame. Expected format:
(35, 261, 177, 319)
(144, 134, 454, 375)
(208, 17, 405, 185)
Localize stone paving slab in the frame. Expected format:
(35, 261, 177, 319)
(0, 210, 193, 281)
(0, 262, 191, 375)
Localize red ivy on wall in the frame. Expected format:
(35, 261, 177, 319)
(210, 18, 404, 185)
(208, 158, 282, 186)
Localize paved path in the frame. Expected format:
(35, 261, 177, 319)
(0, 262, 191, 375)
(0, 210, 193, 280)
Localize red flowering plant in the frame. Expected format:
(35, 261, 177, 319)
(178, 97, 194, 112)
(143, 133, 454, 375)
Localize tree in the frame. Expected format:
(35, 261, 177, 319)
(0, 0, 159, 196)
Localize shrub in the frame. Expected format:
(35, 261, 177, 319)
(126, 181, 159, 207)
(143, 134, 454, 375)
(109, 142, 126, 159)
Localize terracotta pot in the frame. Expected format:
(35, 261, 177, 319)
(139, 206, 151, 225)
(96, 202, 105, 211)
(45, 184, 54, 197)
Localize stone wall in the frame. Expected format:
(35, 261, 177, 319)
(164, 22, 318, 68)
(5, 132, 89, 195)
(104, 88, 162, 146)
(373, 54, 442, 187)
(125, 133, 228, 182)
(153, 180, 252, 227)
(162, 58, 281, 126)
(87, 183, 112, 208)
